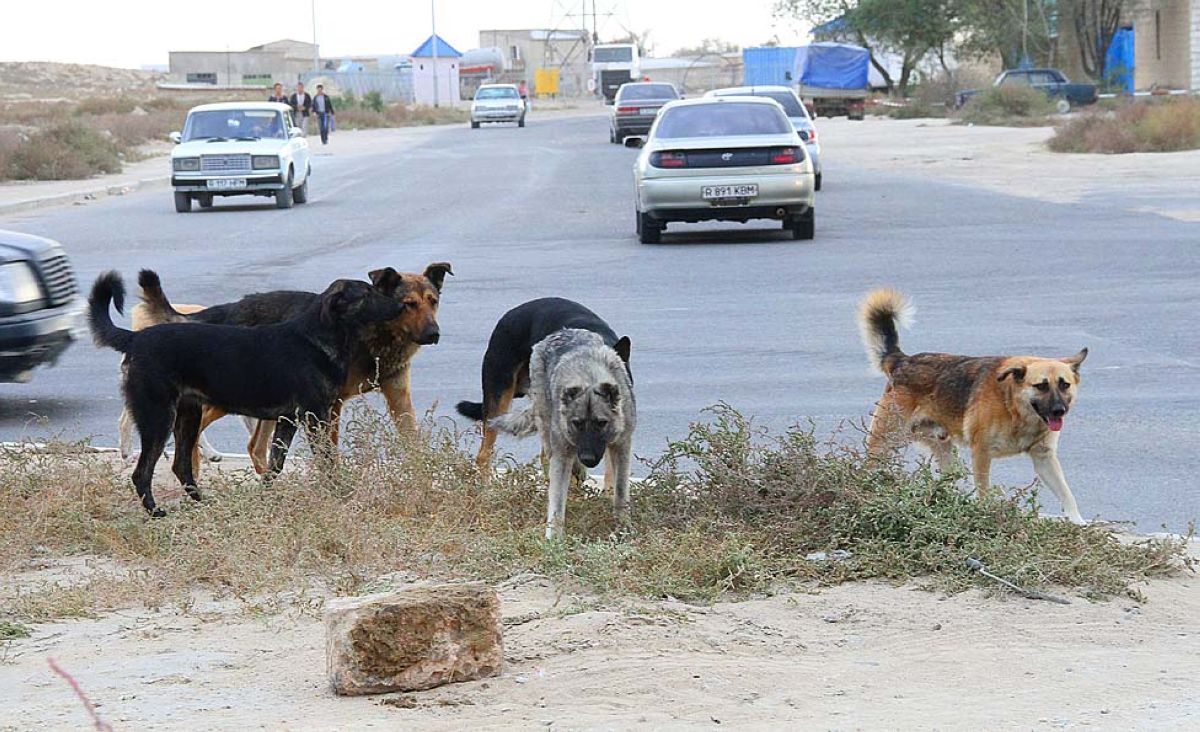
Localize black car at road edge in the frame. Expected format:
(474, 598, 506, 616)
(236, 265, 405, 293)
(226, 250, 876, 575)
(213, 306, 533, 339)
(0, 230, 81, 383)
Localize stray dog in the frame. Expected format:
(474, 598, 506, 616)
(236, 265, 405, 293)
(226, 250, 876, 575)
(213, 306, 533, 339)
(456, 297, 631, 472)
(117, 300, 233, 466)
(88, 272, 403, 516)
(490, 328, 636, 538)
(135, 263, 451, 472)
(858, 288, 1089, 524)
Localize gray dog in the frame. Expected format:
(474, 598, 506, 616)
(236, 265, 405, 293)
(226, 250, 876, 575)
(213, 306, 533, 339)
(491, 328, 637, 539)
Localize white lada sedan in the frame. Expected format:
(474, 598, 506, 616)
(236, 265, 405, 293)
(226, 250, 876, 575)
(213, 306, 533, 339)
(628, 96, 815, 243)
(169, 102, 311, 212)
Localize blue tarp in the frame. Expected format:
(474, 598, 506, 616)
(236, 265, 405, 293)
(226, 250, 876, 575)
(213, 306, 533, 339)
(1105, 27, 1134, 93)
(799, 42, 869, 89)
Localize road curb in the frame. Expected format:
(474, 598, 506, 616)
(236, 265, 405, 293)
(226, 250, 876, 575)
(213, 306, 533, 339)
(0, 173, 170, 218)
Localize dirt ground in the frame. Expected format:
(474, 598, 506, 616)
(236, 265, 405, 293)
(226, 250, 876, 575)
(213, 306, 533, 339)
(3, 553, 1198, 731)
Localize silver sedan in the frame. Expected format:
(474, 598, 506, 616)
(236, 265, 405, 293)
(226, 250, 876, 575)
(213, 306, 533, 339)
(628, 97, 816, 244)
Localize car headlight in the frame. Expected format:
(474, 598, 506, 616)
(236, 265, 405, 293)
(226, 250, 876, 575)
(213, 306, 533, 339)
(0, 262, 43, 304)
(172, 157, 200, 172)
(252, 155, 280, 170)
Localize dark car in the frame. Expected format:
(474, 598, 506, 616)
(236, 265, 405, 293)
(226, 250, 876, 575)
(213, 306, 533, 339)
(0, 230, 81, 383)
(955, 68, 1099, 112)
(610, 82, 680, 144)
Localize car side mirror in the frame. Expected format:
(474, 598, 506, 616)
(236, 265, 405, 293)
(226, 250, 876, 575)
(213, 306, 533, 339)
(168, 131, 182, 144)
(289, 127, 303, 138)
(623, 136, 645, 149)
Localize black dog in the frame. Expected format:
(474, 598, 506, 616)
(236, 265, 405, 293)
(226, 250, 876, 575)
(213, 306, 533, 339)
(89, 272, 403, 516)
(456, 297, 631, 469)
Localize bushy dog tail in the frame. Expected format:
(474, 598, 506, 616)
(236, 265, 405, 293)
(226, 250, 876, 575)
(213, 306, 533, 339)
(488, 406, 538, 439)
(456, 400, 485, 421)
(88, 271, 134, 353)
(858, 288, 913, 375)
(137, 269, 186, 322)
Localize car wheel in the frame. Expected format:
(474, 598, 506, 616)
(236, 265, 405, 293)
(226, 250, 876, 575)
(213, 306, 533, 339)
(174, 191, 192, 213)
(609, 128, 616, 144)
(275, 170, 295, 209)
(638, 212, 661, 244)
(1055, 98, 1071, 114)
(293, 174, 309, 204)
(518, 115, 525, 128)
(197, 193, 213, 209)
(814, 172, 822, 192)
(791, 209, 815, 241)
(471, 120, 480, 129)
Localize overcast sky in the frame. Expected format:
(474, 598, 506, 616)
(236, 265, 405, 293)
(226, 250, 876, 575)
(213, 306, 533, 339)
(3, 0, 813, 69)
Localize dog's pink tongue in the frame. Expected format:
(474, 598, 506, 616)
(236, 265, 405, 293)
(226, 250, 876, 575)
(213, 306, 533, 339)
(1047, 417, 1064, 432)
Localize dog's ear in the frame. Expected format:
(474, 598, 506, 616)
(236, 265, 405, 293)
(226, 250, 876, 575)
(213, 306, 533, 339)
(1062, 347, 1088, 375)
(562, 386, 582, 402)
(321, 281, 365, 324)
(596, 382, 621, 406)
(368, 267, 403, 296)
(613, 336, 631, 364)
(423, 262, 454, 292)
(997, 364, 1026, 383)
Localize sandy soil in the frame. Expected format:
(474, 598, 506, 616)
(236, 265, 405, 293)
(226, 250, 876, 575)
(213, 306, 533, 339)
(822, 116, 1200, 222)
(3, 557, 1198, 731)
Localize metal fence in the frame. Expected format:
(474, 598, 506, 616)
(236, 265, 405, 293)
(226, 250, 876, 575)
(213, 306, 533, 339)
(300, 70, 414, 104)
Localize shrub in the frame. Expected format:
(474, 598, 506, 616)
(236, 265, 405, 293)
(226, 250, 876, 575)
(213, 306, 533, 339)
(958, 84, 1055, 126)
(6, 120, 122, 180)
(363, 91, 385, 113)
(1048, 98, 1200, 153)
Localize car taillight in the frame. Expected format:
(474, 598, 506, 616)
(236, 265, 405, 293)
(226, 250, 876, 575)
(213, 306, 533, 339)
(770, 147, 802, 164)
(650, 151, 687, 168)
(616, 106, 638, 113)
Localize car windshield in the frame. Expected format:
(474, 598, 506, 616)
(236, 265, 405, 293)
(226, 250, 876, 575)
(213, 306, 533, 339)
(716, 90, 806, 118)
(618, 84, 677, 101)
(183, 110, 285, 141)
(655, 103, 792, 139)
(476, 87, 519, 100)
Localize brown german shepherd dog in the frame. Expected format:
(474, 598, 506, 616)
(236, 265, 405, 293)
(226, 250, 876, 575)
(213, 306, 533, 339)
(858, 288, 1088, 524)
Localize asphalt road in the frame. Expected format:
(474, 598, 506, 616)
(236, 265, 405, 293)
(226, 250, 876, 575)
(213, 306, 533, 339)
(1, 112, 1196, 531)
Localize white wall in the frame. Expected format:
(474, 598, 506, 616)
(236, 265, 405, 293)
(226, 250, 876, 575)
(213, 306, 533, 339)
(412, 57, 462, 106)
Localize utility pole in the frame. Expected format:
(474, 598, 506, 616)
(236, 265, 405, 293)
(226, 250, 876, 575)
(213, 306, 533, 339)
(1021, 0, 1029, 65)
(312, 0, 320, 72)
(431, 0, 440, 107)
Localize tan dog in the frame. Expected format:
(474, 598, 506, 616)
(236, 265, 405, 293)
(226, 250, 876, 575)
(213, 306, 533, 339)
(135, 264, 450, 473)
(858, 288, 1089, 524)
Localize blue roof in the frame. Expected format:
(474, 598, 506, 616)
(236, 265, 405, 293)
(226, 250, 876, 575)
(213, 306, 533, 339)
(411, 34, 462, 58)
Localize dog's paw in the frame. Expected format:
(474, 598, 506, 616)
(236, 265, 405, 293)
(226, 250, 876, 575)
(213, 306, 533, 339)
(148, 506, 167, 518)
(206, 452, 223, 463)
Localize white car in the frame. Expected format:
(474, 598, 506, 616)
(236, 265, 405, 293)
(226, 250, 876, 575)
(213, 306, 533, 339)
(470, 84, 526, 128)
(628, 97, 816, 243)
(169, 102, 311, 212)
(706, 85, 823, 191)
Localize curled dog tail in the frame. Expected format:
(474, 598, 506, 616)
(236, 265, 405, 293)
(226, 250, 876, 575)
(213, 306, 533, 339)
(88, 271, 134, 353)
(488, 406, 538, 439)
(858, 288, 913, 375)
(456, 400, 485, 421)
(137, 269, 186, 322)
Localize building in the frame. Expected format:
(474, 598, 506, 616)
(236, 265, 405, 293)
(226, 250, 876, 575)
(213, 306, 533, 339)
(1129, 0, 1200, 91)
(411, 35, 462, 107)
(477, 29, 591, 95)
(167, 39, 319, 87)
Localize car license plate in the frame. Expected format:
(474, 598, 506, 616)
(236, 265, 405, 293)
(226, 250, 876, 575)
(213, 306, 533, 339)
(702, 184, 758, 200)
(207, 178, 247, 190)
(640, 108, 657, 115)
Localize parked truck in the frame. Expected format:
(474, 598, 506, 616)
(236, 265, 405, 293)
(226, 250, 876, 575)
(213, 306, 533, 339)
(591, 43, 641, 104)
(742, 43, 870, 120)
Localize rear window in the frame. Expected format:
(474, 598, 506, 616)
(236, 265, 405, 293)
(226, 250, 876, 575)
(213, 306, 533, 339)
(654, 103, 792, 139)
(618, 84, 678, 101)
(714, 90, 806, 118)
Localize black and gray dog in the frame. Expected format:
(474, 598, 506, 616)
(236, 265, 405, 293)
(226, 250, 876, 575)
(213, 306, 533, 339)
(456, 297, 632, 473)
(88, 272, 403, 516)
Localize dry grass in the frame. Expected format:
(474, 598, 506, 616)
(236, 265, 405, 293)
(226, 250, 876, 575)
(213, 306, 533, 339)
(0, 405, 1191, 623)
(334, 104, 469, 131)
(956, 84, 1056, 126)
(1048, 97, 1200, 154)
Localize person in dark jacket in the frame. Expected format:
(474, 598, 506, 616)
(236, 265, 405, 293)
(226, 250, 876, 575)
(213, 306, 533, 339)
(267, 82, 289, 104)
(290, 82, 313, 134)
(312, 84, 336, 145)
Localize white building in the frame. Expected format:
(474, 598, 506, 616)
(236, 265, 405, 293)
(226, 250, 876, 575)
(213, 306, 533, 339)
(411, 35, 463, 106)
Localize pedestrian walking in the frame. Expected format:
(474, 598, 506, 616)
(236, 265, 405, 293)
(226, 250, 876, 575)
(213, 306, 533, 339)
(312, 84, 336, 145)
(289, 82, 313, 135)
(267, 82, 289, 104)
(518, 80, 530, 112)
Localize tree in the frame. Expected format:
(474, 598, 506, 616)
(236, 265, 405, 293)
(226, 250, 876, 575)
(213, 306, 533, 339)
(1066, 0, 1125, 81)
(775, 0, 958, 94)
(673, 38, 740, 57)
(956, 0, 1059, 69)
